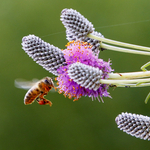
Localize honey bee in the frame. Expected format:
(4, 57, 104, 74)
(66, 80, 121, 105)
(15, 77, 55, 106)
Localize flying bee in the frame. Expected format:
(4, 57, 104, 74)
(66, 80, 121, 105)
(15, 77, 55, 106)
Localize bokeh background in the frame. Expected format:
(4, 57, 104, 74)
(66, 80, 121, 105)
(1, 0, 150, 149)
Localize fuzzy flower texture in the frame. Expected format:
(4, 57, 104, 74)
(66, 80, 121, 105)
(22, 35, 113, 102)
(57, 41, 113, 101)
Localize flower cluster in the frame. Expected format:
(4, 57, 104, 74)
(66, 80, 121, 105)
(57, 41, 113, 101)
(21, 8, 150, 104)
(21, 8, 150, 103)
(20, 8, 150, 141)
(22, 35, 113, 101)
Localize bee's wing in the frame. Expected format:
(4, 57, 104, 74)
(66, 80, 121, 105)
(15, 78, 57, 92)
(14, 78, 39, 90)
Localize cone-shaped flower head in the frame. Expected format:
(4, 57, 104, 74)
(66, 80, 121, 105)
(61, 8, 94, 41)
(61, 8, 104, 55)
(116, 112, 150, 140)
(22, 35, 66, 76)
(57, 41, 113, 101)
(68, 62, 103, 91)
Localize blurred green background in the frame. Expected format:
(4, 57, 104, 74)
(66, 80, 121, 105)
(0, 0, 150, 149)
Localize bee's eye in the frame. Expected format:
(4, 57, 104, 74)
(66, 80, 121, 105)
(44, 79, 49, 84)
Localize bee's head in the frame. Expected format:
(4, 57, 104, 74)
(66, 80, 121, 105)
(44, 77, 54, 87)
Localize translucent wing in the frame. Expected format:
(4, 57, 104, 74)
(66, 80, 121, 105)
(14, 78, 39, 90)
(14, 78, 56, 92)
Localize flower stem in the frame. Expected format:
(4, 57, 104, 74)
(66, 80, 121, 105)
(88, 33, 150, 51)
(114, 83, 150, 87)
(100, 78, 150, 84)
(101, 43, 150, 56)
(108, 71, 150, 79)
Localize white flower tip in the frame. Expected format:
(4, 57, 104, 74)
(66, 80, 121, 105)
(61, 8, 68, 15)
(116, 112, 150, 140)
(68, 62, 103, 91)
(21, 34, 66, 76)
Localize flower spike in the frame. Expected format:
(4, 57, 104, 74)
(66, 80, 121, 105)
(115, 112, 150, 140)
(61, 8, 104, 55)
(22, 35, 66, 76)
(61, 8, 150, 56)
(61, 8, 94, 41)
(68, 62, 103, 91)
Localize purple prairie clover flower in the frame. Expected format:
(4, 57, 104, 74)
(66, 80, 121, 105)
(21, 35, 150, 103)
(57, 41, 113, 101)
(61, 8, 150, 56)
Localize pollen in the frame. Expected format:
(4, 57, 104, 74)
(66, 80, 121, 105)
(56, 40, 113, 102)
(60, 8, 104, 55)
(73, 98, 79, 102)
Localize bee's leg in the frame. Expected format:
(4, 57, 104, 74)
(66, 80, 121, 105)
(35, 97, 41, 103)
(42, 99, 52, 106)
(39, 90, 49, 99)
(36, 97, 52, 106)
(35, 92, 48, 102)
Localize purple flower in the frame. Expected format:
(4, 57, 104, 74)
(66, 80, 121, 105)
(57, 41, 113, 101)
(21, 35, 113, 102)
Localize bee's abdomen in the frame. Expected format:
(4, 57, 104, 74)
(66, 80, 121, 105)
(24, 88, 40, 105)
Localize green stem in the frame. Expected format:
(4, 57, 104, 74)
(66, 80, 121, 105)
(114, 83, 150, 87)
(108, 71, 150, 79)
(100, 78, 150, 84)
(101, 43, 150, 56)
(88, 33, 150, 51)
